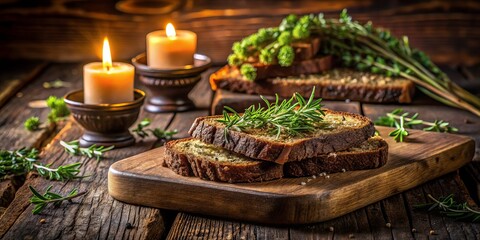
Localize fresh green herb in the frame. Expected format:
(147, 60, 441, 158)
(218, 89, 324, 139)
(42, 79, 72, 89)
(0, 148, 83, 181)
(29, 185, 86, 214)
(229, 10, 480, 117)
(132, 118, 178, 140)
(414, 194, 480, 223)
(24, 116, 41, 131)
(375, 108, 457, 142)
(60, 140, 113, 160)
(46, 96, 70, 123)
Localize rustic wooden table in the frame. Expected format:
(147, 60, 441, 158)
(0, 61, 479, 239)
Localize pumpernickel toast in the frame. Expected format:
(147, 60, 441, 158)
(188, 109, 375, 164)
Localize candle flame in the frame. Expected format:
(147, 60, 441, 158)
(102, 37, 112, 71)
(166, 23, 176, 38)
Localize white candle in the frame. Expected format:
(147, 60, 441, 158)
(147, 23, 197, 69)
(84, 38, 134, 104)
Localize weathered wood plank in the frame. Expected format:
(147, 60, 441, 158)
(0, 110, 174, 239)
(1, 1, 480, 65)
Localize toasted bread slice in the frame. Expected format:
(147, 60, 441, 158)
(284, 136, 388, 177)
(164, 138, 283, 183)
(188, 110, 375, 164)
(210, 67, 415, 103)
(163, 137, 388, 182)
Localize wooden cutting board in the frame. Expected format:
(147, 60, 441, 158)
(108, 126, 475, 224)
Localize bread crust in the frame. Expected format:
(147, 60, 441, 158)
(210, 66, 415, 103)
(188, 110, 375, 164)
(164, 138, 283, 183)
(284, 137, 388, 177)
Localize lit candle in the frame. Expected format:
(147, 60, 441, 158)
(84, 37, 134, 104)
(147, 23, 197, 69)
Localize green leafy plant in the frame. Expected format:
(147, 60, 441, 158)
(29, 185, 86, 214)
(218, 89, 324, 139)
(60, 140, 114, 160)
(0, 148, 83, 181)
(414, 194, 480, 222)
(24, 116, 41, 131)
(46, 96, 70, 123)
(132, 118, 178, 140)
(375, 108, 457, 142)
(228, 10, 480, 117)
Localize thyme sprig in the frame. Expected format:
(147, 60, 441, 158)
(60, 140, 114, 160)
(229, 10, 480, 117)
(414, 194, 480, 222)
(218, 89, 324, 139)
(375, 108, 457, 142)
(0, 148, 83, 181)
(29, 185, 86, 214)
(132, 118, 178, 140)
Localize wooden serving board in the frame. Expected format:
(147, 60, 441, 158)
(108, 126, 475, 225)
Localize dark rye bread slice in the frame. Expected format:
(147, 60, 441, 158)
(284, 136, 388, 177)
(164, 138, 283, 183)
(188, 110, 375, 164)
(210, 67, 415, 103)
(163, 137, 388, 182)
(225, 55, 333, 82)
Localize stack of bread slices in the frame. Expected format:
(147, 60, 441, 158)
(210, 37, 416, 104)
(163, 109, 389, 183)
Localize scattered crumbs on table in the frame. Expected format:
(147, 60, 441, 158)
(39, 219, 46, 224)
(312, 175, 317, 179)
(16, 92, 23, 98)
(326, 175, 330, 179)
(411, 228, 417, 233)
(385, 222, 391, 228)
(429, 230, 436, 235)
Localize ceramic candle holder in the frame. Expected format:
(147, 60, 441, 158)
(64, 89, 145, 148)
(132, 53, 212, 113)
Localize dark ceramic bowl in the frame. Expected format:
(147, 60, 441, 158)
(64, 89, 145, 148)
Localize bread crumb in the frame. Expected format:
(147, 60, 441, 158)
(326, 175, 330, 179)
(411, 228, 417, 233)
(16, 92, 24, 98)
(329, 226, 334, 232)
(40, 219, 46, 224)
(342, 168, 346, 172)
(300, 182, 306, 185)
(312, 175, 317, 179)
(429, 230, 436, 235)
(385, 222, 391, 228)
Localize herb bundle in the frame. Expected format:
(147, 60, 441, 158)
(374, 108, 457, 142)
(60, 140, 114, 160)
(132, 118, 178, 140)
(29, 185, 86, 214)
(0, 148, 83, 181)
(24, 95, 71, 131)
(229, 10, 480, 117)
(414, 194, 480, 222)
(218, 90, 324, 139)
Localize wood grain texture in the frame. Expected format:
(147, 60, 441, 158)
(1, 1, 480, 65)
(108, 126, 474, 224)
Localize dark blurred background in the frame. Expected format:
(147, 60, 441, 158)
(0, 0, 479, 65)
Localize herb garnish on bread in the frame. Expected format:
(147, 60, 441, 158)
(188, 91, 375, 163)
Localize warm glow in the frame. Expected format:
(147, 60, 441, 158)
(102, 37, 112, 71)
(166, 23, 176, 38)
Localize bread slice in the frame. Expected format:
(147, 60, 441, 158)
(210, 67, 415, 103)
(164, 138, 283, 183)
(221, 55, 333, 82)
(188, 109, 375, 164)
(284, 136, 388, 177)
(164, 137, 388, 182)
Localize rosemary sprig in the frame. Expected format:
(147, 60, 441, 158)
(60, 140, 114, 160)
(218, 89, 324, 139)
(375, 108, 457, 142)
(0, 148, 83, 181)
(414, 194, 480, 222)
(132, 118, 178, 140)
(29, 185, 86, 214)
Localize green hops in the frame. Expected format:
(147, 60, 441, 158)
(240, 64, 257, 81)
(278, 45, 295, 67)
